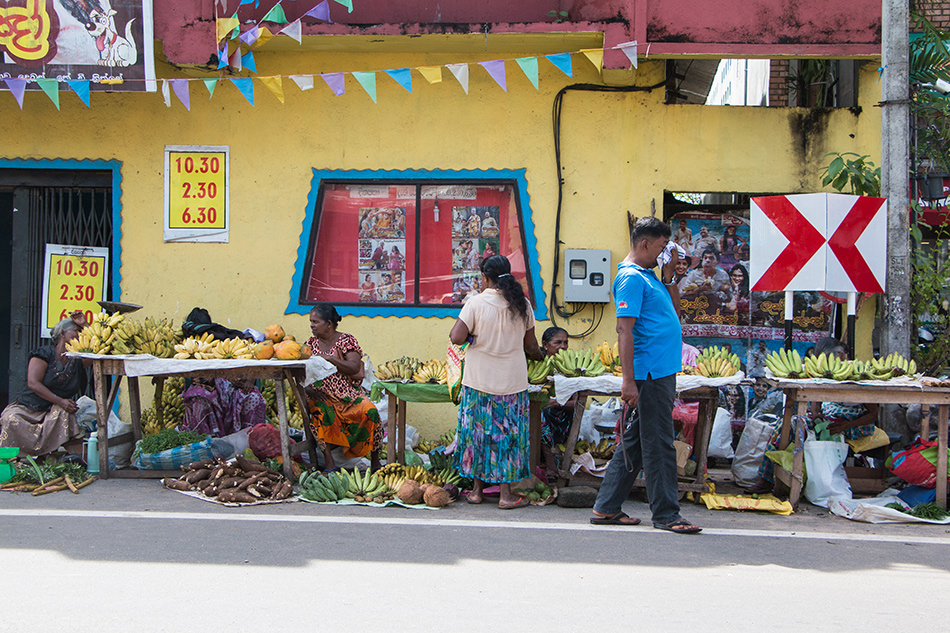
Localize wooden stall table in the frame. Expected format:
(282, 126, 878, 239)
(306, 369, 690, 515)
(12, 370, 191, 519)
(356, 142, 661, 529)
(770, 379, 950, 510)
(550, 374, 739, 501)
(369, 381, 548, 471)
(75, 354, 336, 481)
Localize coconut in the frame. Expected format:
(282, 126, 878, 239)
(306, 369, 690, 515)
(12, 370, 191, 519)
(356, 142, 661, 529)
(442, 483, 460, 500)
(397, 479, 424, 505)
(424, 485, 451, 508)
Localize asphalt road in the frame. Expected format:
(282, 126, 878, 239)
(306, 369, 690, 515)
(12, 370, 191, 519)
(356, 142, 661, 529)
(2, 479, 948, 632)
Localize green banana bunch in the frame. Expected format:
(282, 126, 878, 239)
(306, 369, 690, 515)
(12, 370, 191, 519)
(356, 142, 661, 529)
(867, 352, 916, 380)
(527, 356, 554, 384)
(551, 349, 606, 377)
(764, 348, 804, 379)
(697, 345, 742, 370)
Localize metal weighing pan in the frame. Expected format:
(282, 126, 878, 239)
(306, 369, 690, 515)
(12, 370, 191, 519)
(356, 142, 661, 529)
(98, 300, 143, 314)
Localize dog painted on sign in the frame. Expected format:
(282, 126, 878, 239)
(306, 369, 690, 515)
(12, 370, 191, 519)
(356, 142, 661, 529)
(88, 9, 137, 67)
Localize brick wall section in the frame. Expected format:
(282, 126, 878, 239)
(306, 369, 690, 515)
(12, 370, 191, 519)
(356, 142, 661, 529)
(769, 59, 790, 107)
(919, 1, 950, 31)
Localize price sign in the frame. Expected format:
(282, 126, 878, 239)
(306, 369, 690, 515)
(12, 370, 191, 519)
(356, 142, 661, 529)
(41, 244, 110, 338)
(164, 145, 229, 242)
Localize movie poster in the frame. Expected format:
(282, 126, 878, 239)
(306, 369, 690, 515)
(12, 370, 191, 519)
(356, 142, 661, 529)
(0, 1, 156, 91)
(358, 207, 406, 303)
(450, 206, 500, 303)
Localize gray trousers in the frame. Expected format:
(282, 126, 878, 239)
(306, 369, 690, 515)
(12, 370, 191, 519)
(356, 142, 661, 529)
(592, 373, 681, 526)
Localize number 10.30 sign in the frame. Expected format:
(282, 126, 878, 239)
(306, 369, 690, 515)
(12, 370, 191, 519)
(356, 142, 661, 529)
(41, 244, 109, 338)
(164, 145, 230, 243)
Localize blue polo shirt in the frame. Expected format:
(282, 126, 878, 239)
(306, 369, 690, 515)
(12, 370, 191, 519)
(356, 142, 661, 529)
(613, 262, 683, 380)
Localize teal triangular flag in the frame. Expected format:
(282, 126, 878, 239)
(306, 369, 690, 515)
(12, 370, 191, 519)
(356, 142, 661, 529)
(66, 79, 90, 106)
(36, 78, 60, 110)
(241, 50, 257, 73)
(352, 71, 377, 103)
(515, 57, 539, 89)
(384, 68, 412, 93)
(203, 78, 218, 97)
(262, 4, 288, 23)
(230, 77, 255, 105)
(333, 0, 354, 12)
(545, 53, 573, 78)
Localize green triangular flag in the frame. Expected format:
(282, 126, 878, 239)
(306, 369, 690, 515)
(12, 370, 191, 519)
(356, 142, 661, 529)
(515, 57, 539, 89)
(262, 4, 289, 23)
(203, 78, 218, 97)
(352, 71, 377, 103)
(36, 78, 60, 110)
(333, 0, 354, 12)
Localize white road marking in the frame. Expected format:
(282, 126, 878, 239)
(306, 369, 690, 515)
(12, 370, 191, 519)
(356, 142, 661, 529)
(1, 508, 948, 545)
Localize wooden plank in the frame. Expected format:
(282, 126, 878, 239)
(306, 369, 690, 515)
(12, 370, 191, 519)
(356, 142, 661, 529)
(275, 377, 293, 480)
(529, 400, 541, 472)
(153, 377, 165, 430)
(787, 400, 807, 509)
(397, 397, 407, 465)
(556, 393, 588, 487)
(921, 404, 931, 443)
(387, 393, 397, 464)
(284, 371, 317, 465)
(93, 360, 110, 479)
(127, 377, 143, 443)
(937, 405, 948, 510)
(107, 431, 134, 447)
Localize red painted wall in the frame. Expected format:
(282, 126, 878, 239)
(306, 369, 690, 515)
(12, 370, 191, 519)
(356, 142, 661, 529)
(155, 0, 883, 67)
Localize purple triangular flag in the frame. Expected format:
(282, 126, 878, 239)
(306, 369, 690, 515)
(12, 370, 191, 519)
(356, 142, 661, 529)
(217, 45, 229, 69)
(239, 26, 260, 47)
(170, 78, 190, 110)
(306, 1, 332, 22)
(4, 78, 26, 109)
(478, 60, 507, 91)
(321, 72, 345, 96)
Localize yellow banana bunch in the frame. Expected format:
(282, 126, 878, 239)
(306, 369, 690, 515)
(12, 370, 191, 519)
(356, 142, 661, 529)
(589, 437, 616, 460)
(141, 407, 162, 436)
(596, 340, 616, 367)
(413, 360, 448, 384)
(694, 356, 738, 378)
(210, 337, 254, 360)
(173, 336, 216, 359)
(65, 328, 111, 355)
(764, 348, 804, 379)
(697, 345, 742, 371)
(375, 357, 423, 381)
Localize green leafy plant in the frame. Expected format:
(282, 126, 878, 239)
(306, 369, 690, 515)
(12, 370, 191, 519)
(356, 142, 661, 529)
(547, 10, 569, 22)
(820, 152, 881, 197)
(910, 207, 950, 375)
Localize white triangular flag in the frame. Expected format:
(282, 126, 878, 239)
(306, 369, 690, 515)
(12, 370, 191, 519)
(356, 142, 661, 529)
(161, 79, 171, 107)
(290, 74, 315, 91)
(615, 40, 638, 69)
(446, 63, 469, 94)
(280, 19, 302, 43)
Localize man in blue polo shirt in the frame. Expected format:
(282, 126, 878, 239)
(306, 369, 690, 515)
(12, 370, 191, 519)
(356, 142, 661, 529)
(590, 217, 701, 534)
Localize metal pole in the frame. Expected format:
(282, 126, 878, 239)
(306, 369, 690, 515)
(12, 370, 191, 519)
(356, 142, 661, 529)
(784, 290, 794, 350)
(881, 0, 912, 360)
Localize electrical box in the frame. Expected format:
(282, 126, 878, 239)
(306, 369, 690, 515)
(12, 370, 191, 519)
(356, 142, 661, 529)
(563, 249, 612, 303)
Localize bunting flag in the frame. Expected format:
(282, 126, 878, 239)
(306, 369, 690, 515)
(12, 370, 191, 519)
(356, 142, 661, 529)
(281, 19, 302, 43)
(161, 79, 171, 107)
(446, 63, 469, 94)
(216, 17, 239, 43)
(171, 78, 190, 110)
(242, 50, 257, 73)
(260, 76, 284, 103)
(478, 60, 507, 91)
(239, 0, 258, 5)
(36, 78, 60, 110)
(333, 0, 353, 12)
(203, 78, 218, 97)
(321, 72, 345, 95)
(217, 45, 230, 69)
(418, 66, 442, 84)
(545, 52, 573, 78)
(66, 79, 90, 107)
(515, 56, 539, 89)
(262, 3, 289, 23)
(581, 48, 603, 73)
(239, 26, 260, 47)
(306, 1, 332, 22)
(230, 77, 255, 105)
(255, 27, 274, 49)
(385, 68, 412, 93)
(4, 78, 26, 109)
(290, 74, 315, 91)
(352, 71, 377, 103)
(615, 40, 638, 69)
(229, 46, 243, 71)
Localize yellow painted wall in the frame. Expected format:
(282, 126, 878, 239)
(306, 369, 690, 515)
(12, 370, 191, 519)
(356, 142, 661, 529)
(0, 48, 883, 435)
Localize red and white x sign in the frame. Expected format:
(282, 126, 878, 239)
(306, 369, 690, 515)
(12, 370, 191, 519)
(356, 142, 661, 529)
(750, 193, 887, 293)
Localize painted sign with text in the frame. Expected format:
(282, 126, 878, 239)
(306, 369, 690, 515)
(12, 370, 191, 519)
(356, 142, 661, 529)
(0, 0, 155, 91)
(40, 243, 109, 338)
(164, 145, 230, 243)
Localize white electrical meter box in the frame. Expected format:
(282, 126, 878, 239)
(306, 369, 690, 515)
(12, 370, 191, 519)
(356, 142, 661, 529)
(563, 249, 612, 303)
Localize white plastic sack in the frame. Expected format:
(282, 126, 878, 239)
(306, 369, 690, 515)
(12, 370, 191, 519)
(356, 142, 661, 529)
(731, 415, 777, 487)
(829, 489, 950, 524)
(75, 396, 133, 469)
(707, 407, 735, 459)
(803, 439, 851, 508)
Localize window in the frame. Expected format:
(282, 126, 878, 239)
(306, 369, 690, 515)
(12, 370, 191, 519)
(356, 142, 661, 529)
(288, 169, 546, 318)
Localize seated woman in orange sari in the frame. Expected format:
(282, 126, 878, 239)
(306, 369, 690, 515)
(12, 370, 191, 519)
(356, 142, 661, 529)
(304, 304, 381, 471)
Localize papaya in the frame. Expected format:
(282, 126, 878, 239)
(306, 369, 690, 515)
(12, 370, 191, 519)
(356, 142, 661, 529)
(255, 340, 275, 360)
(264, 324, 285, 343)
(299, 345, 311, 359)
(274, 339, 302, 360)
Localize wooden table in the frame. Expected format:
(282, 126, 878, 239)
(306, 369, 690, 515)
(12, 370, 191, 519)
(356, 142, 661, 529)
(86, 356, 319, 481)
(554, 384, 721, 501)
(369, 381, 547, 471)
(771, 380, 950, 509)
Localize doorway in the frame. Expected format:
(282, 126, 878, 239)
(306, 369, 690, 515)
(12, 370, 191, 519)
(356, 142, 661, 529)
(1, 169, 114, 408)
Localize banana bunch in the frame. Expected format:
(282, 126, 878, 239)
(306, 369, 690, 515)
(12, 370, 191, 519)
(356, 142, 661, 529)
(697, 345, 742, 370)
(376, 463, 406, 477)
(210, 337, 256, 360)
(694, 356, 738, 378)
(611, 364, 623, 377)
(159, 376, 186, 429)
(764, 349, 804, 379)
(65, 326, 112, 355)
(573, 439, 593, 455)
(260, 380, 304, 429)
(141, 407, 162, 436)
(173, 333, 216, 359)
(374, 356, 423, 381)
(415, 439, 440, 454)
(595, 340, 620, 370)
(863, 353, 917, 380)
(431, 468, 461, 486)
(527, 357, 554, 384)
(404, 464, 437, 485)
(589, 437, 616, 460)
(551, 349, 606, 377)
(413, 360, 448, 384)
(382, 471, 408, 492)
(803, 352, 853, 380)
(343, 468, 390, 502)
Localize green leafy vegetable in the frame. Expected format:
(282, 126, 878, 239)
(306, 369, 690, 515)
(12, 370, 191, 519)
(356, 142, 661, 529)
(134, 429, 207, 456)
